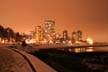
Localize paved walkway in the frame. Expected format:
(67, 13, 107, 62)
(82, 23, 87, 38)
(14, 48, 57, 72)
(0, 47, 33, 72)
(0, 45, 57, 72)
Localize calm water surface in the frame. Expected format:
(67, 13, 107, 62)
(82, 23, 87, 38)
(70, 46, 108, 53)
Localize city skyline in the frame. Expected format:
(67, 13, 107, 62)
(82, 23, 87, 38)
(0, 0, 108, 42)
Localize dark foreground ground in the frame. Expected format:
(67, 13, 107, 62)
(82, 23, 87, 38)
(31, 49, 108, 72)
(0, 47, 32, 72)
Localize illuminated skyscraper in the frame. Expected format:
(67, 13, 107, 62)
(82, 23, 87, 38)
(29, 31, 35, 39)
(72, 30, 82, 42)
(44, 20, 55, 34)
(77, 30, 82, 40)
(43, 20, 56, 42)
(63, 30, 68, 41)
(72, 31, 77, 42)
(35, 26, 42, 43)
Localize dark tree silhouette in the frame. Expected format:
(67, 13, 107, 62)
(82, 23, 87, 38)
(15, 32, 23, 42)
(5, 27, 15, 41)
(0, 25, 5, 39)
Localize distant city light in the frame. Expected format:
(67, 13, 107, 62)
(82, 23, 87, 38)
(41, 39, 48, 44)
(86, 38, 93, 45)
(75, 41, 81, 44)
(1, 40, 5, 44)
(25, 39, 36, 44)
(0, 20, 94, 45)
(68, 40, 72, 45)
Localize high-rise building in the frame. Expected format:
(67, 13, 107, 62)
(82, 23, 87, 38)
(43, 20, 56, 42)
(29, 31, 35, 39)
(72, 30, 82, 42)
(63, 30, 68, 41)
(44, 20, 55, 34)
(77, 30, 82, 40)
(35, 26, 42, 43)
(72, 31, 77, 42)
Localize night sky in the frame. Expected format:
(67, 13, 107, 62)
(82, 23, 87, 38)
(0, 0, 108, 42)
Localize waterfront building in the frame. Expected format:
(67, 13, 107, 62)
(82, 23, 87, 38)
(63, 30, 68, 43)
(43, 20, 56, 43)
(77, 30, 82, 41)
(72, 30, 82, 42)
(35, 26, 42, 43)
(72, 31, 77, 42)
(29, 31, 35, 39)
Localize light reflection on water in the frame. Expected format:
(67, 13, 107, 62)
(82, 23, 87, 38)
(72, 47, 94, 53)
(69, 46, 108, 53)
